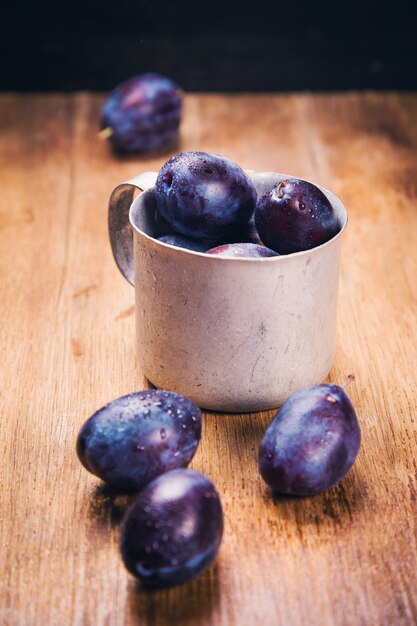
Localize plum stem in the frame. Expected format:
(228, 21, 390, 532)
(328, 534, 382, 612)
(342, 374, 355, 389)
(277, 181, 286, 198)
(98, 127, 113, 140)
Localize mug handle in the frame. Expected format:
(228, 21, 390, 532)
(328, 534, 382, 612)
(108, 171, 158, 286)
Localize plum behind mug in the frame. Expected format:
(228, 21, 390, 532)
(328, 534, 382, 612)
(101, 73, 182, 153)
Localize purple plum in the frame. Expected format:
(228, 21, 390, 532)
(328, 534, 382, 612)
(100, 73, 182, 153)
(157, 234, 210, 252)
(226, 216, 263, 245)
(155, 151, 256, 240)
(255, 178, 340, 254)
(207, 242, 278, 258)
(259, 383, 361, 496)
(76, 390, 201, 492)
(120, 469, 223, 588)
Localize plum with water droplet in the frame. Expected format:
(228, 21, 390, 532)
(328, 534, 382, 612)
(207, 242, 278, 258)
(259, 383, 361, 495)
(157, 234, 210, 252)
(155, 151, 256, 240)
(120, 469, 223, 588)
(76, 390, 201, 492)
(100, 73, 182, 153)
(255, 178, 340, 254)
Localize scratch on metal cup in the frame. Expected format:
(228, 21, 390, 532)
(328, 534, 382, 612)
(108, 170, 347, 412)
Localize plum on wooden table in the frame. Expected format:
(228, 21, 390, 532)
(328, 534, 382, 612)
(76, 390, 201, 492)
(120, 469, 223, 588)
(100, 73, 182, 153)
(259, 382, 361, 496)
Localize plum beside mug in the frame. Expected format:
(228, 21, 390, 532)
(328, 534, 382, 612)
(108, 170, 348, 412)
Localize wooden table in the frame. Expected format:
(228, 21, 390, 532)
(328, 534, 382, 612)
(1, 93, 416, 626)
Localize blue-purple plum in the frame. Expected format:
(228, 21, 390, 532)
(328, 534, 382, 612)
(120, 469, 223, 588)
(255, 178, 340, 254)
(155, 151, 256, 240)
(207, 242, 278, 258)
(221, 214, 262, 245)
(158, 234, 210, 252)
(100, 73, 182, 153)
(259, 384, 361, 496)
(76, 390, 201, 492)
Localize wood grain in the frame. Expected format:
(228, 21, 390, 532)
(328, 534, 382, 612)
(0, 93, 416, 626)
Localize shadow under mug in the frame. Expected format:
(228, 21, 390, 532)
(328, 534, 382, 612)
(108, 170, 347, 412)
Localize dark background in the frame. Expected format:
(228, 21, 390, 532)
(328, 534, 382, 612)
(2, 0, 416, 91)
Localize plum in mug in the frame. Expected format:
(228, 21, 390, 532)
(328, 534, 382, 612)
(108, 170, 347, 412)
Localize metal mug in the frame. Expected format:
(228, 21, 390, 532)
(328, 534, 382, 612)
(108, 170, 348, 412)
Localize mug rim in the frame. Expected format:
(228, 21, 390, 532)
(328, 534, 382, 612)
(129, 171, 348, 262)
